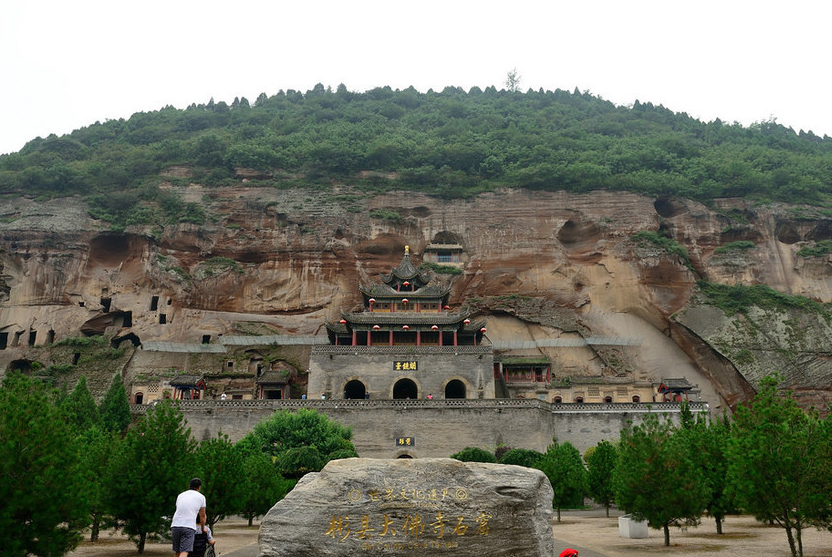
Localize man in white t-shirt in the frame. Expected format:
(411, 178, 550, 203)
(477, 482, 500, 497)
(171, 478, 207, 557)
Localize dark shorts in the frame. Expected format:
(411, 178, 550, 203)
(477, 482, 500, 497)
(172, 526, 196, 552)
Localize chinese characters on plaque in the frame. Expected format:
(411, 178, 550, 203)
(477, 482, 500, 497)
(394, 361, 418, 371)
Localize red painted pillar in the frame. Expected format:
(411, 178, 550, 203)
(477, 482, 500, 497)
(439, 331, 443, 346)
(417, 331, 421, 346)
(389, 330, 393, 346)
(453, 331, 458, 346)
(352, 330, 357, 346)
(367, 330, 372, 346)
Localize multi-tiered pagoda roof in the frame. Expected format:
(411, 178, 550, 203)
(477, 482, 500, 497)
(325, 246, 486, 347)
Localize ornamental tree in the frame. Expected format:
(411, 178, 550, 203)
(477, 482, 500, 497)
(240, 408, 357, 479)
(613, 414, 709, 546)
(536, 440, 587, 522)
(585, 440, 618, 517)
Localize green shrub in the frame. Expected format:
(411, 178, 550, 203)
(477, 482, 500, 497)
(450, 447, 497, 463)
(797, 239, 832, 258)
(369, 209, 402, 223)
(499, 448, 545, 468)
(55, 335, 105, 347)
(419, 262, 462, 275)
(632, 230, 691, 268)
(714, 240, 756, 254)
(697, 280, 831, 319)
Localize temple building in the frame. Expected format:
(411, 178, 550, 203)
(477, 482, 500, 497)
(307, 246, 494, 400)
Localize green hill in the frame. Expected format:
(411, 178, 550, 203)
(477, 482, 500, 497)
(2, 84, 831, 229)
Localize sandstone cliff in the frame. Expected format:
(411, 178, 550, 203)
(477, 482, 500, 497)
(1, 185, 831, 412)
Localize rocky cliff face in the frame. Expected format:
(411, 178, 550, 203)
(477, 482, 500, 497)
(1, 184, 831, 412)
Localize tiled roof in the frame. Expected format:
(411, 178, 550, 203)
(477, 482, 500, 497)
(360, 284, 450, 298)
(170, 375, 204, 386)
(257, 372, 288, 384)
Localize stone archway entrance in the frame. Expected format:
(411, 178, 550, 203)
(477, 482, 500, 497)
(393, 378, 418, 399)
(444, 379, 466, 399)
(344, 380, 366, 399)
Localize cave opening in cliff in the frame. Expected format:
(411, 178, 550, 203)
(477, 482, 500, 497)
(101, 298, 111, 312)
(28, 331, 36, 346)
(654, 197, 687, 218)
(0, 332, 7, 350)
(150, 296, 159, 311)
(393, 379, 418, 399)
(344, 380, 367, 399)
(8, 359, 34, 373)
(444, 379, 466, 399)
(112, 332, 141, 348)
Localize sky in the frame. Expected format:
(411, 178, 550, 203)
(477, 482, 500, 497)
(1, 0, 830, 155)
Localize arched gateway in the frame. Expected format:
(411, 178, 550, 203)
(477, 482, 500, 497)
(343, 380, 366, 399)
(393, 378, 418, 399)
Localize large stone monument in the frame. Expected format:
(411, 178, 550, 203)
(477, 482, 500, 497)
(259, 458, 554, 556)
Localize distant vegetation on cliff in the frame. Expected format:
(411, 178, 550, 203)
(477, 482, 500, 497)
(2, 84, 832, 219)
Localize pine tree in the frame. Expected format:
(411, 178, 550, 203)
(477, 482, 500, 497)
(62, 375, 100, 431)
(727, 376, 831, 557)
(536, 440, 587, 522)
(0, 373, 88, 557)
(195, 433, 244, 527)
(586, 440, 618, 517)
(106, 401, 195, 553)
(237, 448, 293, 526)
(99, 374, 131, 435)
(613, 414, 709, 546)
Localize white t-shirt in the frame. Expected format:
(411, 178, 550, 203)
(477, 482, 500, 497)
(171, 489, 206, 530)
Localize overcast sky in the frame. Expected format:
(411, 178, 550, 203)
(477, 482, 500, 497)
(1, 0, 829, 156)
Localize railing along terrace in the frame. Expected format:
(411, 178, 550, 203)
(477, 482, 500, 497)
(311, 345, 492, 355)
(130, 399, 709, 414)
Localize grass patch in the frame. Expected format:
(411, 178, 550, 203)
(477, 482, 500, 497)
(797, 239, 832, 258)
(419, 262, 462, 275)
(632, 230, 691, 268)
(369, 209, 403, 223)
(714, 240, 755, 254)
(697, 280, 831, 319)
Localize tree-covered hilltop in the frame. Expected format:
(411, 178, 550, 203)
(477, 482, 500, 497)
(2, 84, 832, 216)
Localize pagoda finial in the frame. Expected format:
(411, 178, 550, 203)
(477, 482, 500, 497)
(405, 245, 409, 255)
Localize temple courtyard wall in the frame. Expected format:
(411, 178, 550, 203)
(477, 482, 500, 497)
(132, 399, 706, 457)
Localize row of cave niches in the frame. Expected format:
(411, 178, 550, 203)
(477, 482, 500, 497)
(0, 329, 51, 350)
(83, 295, 173, 325)
(0, 294, 178, 351)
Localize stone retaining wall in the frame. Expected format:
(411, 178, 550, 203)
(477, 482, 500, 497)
(132, 400, 707, 456)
